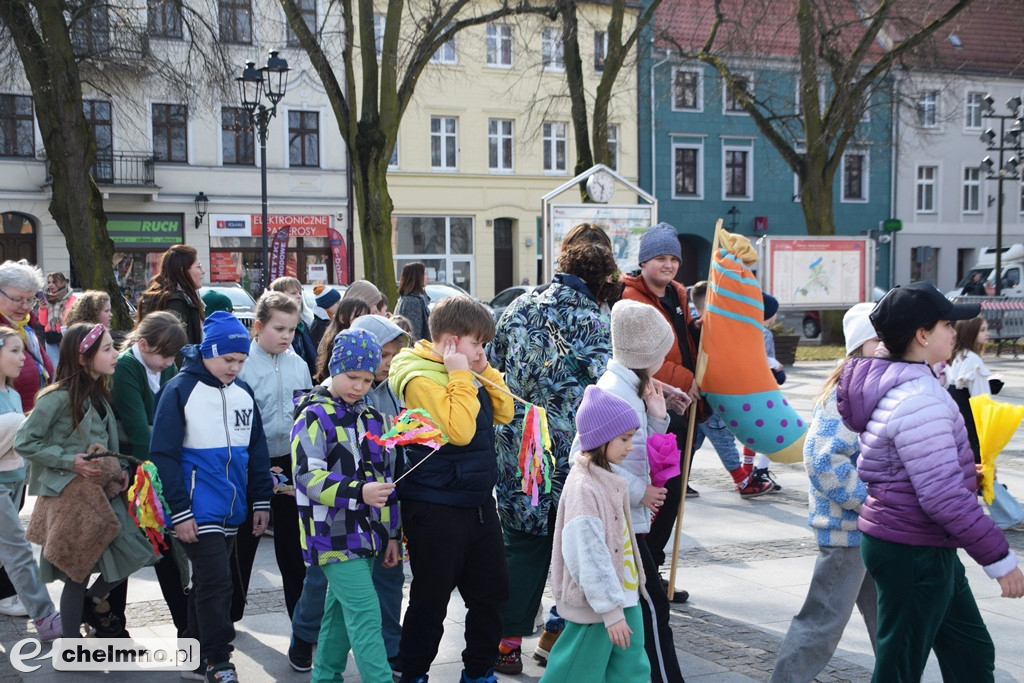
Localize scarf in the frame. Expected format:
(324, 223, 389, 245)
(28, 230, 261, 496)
(45, 287, 72, 329)
(7, 313, 50, 385)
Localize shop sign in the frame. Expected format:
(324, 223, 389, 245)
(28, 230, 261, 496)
(107, 213, 183, 249)
(209, 214, 332, 238)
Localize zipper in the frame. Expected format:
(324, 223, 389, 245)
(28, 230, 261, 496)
(220, 385, 237, 527)
(274, 354, 283, 456)
(189, 467, 197, 500)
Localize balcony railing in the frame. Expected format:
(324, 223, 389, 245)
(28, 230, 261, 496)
(44, 152, 156, 187)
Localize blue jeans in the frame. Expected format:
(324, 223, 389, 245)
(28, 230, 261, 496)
(696, 413, 741, 472)
(0, 479, 55, 621)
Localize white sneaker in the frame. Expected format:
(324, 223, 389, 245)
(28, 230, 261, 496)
(0, 595, 29, 617)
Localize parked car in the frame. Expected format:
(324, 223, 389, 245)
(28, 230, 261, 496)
(488, 285, 536, 322)
(781, 286, 888, 339)
(199, 283, 258, 328)
(302, 283, 347, 320)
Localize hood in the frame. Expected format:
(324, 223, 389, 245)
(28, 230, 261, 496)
(837, 356, 935, 432)
(388, 340, 446, 396)
(179, 344, 227, 387)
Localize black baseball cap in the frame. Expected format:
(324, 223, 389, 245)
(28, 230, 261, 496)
(869, 282, 980, 340)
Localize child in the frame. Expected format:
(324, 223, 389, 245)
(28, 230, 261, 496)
(769, 303, 879, 682)
(579, 299, 683, 683)
(16, 323, 157, 639)
(739, 293, 785, 492)
(292, 329, 400, 683)
(314, 298, 371, 383)
(947, 315, 994, 461)
(388, 295, 515, 683)
(542, 385, 649, 683)
(0, 326, 61, 640)
(310, 286, 341, 348)
(270, 276, 317, 378)
(289, 315, 410, 674)
(237, 292, 312, 621)
(64, 290, 113, 328)
(149, 311, 274, 682)
(110, 311, 189, 636)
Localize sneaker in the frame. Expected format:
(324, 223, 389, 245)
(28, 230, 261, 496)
(685, 484, 700, 498)
(752, 467, 782, 492)
(287, 636, 313, 672)
(659, 578, 690, 603)
(461, 669, 498, 683)
(0, 595, 28, 616)
(205, 662, 238, 683)
(34, 611, 62, 641)
(493, 646, 523, 675)
(397, 675, 428, 683)
(534, 626, 562, 665)
(738, 477, 774, 499)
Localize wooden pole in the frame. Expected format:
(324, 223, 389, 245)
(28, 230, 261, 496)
(667, 219, 722, 600)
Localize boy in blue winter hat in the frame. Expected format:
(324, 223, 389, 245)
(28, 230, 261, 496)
(150, 310, 274, 682)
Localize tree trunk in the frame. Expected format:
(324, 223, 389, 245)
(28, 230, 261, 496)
(798, 155, 836, 237)
(350, 146, 397, 303)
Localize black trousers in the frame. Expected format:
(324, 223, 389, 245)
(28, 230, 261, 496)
(637, 536, 685, 683)
(230, 508, 260, 622)
(184, 533, 237, 666)
(269, 454, 306, 618)
(399, 499, 509, 679)
(647, 410, 695, 568)
(108, 535, 190, 636)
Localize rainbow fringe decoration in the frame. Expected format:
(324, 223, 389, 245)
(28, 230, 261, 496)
(369, 408, 449, 451)
(126, 461, 173, 556)
(517, 404, 553, 506)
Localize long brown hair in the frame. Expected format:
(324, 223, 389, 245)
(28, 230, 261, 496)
(38, 323, 113, 429)
(953, 316, 986, 358)
(398, 262, 427, 296)
(139, 245, 203, 319)
(582, 444, 612, 472)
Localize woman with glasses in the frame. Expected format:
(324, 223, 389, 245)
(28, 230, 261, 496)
(0, 261, 53, 412)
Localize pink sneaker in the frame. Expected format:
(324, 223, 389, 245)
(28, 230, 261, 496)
(34, 611, 62, 641)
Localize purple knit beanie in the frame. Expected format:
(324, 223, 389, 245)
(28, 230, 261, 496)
(576, 385, 641, 452)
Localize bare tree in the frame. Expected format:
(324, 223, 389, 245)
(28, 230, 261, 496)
(279, 0, 557, 300)
(660, 0, 975, 236)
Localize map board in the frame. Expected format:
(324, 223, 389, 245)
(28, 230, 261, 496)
(759, 236, 874, 309)
(546, 204, 655, 280)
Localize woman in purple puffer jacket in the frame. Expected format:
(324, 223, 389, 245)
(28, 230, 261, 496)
(837, 282, 1023, 683)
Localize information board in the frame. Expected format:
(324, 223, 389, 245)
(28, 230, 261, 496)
(758, 236, 874, 309)
(547, 204, 655, 279)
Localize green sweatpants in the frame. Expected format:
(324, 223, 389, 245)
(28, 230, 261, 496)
(861, 534, 995, 683)
(313, 558, 393, 683)
(540, 604, 649, 683)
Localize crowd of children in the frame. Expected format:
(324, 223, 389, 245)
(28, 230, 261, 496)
(2, 237, 1024, 683)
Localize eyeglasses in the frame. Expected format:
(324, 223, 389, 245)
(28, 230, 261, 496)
(0, 290, 34, 307)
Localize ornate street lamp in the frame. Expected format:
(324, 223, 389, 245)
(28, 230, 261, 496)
(193, 191, 208, 229)
(980, 95, 1024, 295)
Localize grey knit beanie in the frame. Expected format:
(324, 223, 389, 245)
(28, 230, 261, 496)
(576, 385, 641, 452)
(637, 222, 682, 265)
(611, 300, 675, 370)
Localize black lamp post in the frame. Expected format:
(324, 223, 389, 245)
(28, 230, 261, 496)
(237, 50, 289, 290)
(727, 205, 740, 231)
(980, 94, 1023, 296)
(193, 191, 208, 229)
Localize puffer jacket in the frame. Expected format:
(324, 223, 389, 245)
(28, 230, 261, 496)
(239, 340, 313, 457)
(837, 357, 1016, 578)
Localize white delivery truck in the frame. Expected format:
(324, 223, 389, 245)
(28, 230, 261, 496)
(949, 244, 1024, 297)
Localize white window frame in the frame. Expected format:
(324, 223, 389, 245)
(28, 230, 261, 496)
(283, 106, 325, 169)
(916, 164, 938, 213)
(488, 118, 514, 172)
(430, 116, 458, 170)
(543, 121, 567, 173)
(486, 24, 513, 68)
(963, 165, 981, 214)
(542, 28, 564, 71)
(594, 30, 607, 72)
(430, 29, 457, 64)
(918, 90, 939, 128)
(392, 216, 475, 295)
(373, 13, 384, 57)
(860, 87, 872, 122)
(672, 68, 703, 112)
(671, 140, 703, 200)
(388, 132, 399, 170)
(793, 147, 805, 202)
(841, 150, 869, 203)
(724, 72, 754, 115)
(607, 123, 619, 172)
(722, 140, 754, 200)
(965, 91, 984, 131)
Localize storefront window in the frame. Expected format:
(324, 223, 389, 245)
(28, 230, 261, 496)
(393, 215, 474, 293)
(107, 212, 184, 304)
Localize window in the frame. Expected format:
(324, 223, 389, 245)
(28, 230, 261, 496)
(288, 110, 320, 167)
(842, 152, 868, 202)
(543, 121, 567, 172)
(963, 166, 981, 213)
(389, 134, 399, 169)
(607, 124, 619, 172)
(431, 29, 456, 64)
(724, 73, 753, 113)
(221, 107, 254, 166)
(431, 116, 457, 169)
(486, 24, 513, 67)
(965, 91, 984, 130)
(373, 13, 385, 57)
(148, 0, 183, 39)
(0, 94, 34, 158)
(542, 28, 564, 71)
(672, 142, 702, 198)
(673, 69, 702, 111)
(488, 119, 513, 171)
(918, 91, 938, 127)
(71, 4, 109, 54)
(594, 31, 607, 72)
(219, 0, 251, 44)
(286, 0, 317, 47)
(152, 103, 187, 162)
(916, 165, 937, 213)
(723, 145, 752, 199)
(910, 246, 939, 284)
(84, 100, 112, 181)
(393, 216, 475, 294)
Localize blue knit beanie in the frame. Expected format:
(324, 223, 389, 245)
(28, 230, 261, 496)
(637, 222, 682, 265)
(329, 329, 382, 377)
(315, 287, 341, 309)
(200, 311, 251, 358)
(762, 292, 779, 320)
